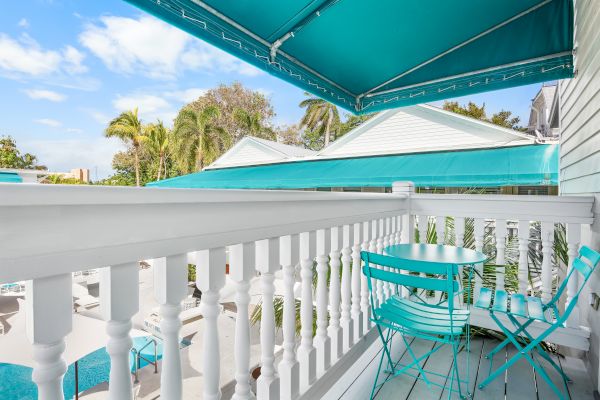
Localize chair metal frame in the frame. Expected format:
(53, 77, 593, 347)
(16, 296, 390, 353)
(477, 245, 600, 399)
(361, 251, 471, 400)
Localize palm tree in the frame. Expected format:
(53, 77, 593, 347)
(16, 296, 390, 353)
(105, 108, 145, 186)
(141, 121, 170, 181)
(299, 93, 341, 148)
(233, 108, 276, 140)
(172, 106, 231, 173)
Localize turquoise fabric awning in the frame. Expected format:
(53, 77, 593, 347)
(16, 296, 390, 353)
(125, 0, 573, 114)
(148, 144, 558, 189)
(0, 172, 23, 183)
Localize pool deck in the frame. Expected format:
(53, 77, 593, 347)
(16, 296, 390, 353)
(374, 336, 594, 400)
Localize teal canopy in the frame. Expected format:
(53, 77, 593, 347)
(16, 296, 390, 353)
(0, 172, 22, 183)
(149, 144, 558, 189)
(125, 0, 573, 114)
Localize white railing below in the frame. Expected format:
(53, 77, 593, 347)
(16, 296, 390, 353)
(0, 182, 595, 400)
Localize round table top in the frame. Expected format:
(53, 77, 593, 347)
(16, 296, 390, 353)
(384, 243, 488, 265)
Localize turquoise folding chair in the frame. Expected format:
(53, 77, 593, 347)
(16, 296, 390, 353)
(361, 251, 470, 400)
(476, 245, 600, 399)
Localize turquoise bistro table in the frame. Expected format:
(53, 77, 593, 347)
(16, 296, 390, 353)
(383, 243, 488, 396)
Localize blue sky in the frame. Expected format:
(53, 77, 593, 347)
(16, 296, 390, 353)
(1, 0, 544, 179)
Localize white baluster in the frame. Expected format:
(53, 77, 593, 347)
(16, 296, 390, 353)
(101, 262, 139, 400)
(196, 248, 226, 400)
(391, 217, 397, 246)
(382, 217, 392, 300)
(435, 216, 445, 245)
(541, 222, 555, 304)
(340, 224, 354, 352)
(473, 218, 485, 302)
(328, 227, 343, 362)
(278, 235, 300, 400)
(361, 221, 372, 330)
(455, 217, 465, 248)
(396, 215, 408, 299)
(230, 243, 257, 400)
(518, 220, 530, 295)
(370, 220, 383, 307)
(315, 228, 331, 376)
(351, 222, 364, 341)
(256, 238, 281, 400)
(495, 219, 507, 291)
(566, 223, 582, 328)
(298, 231, 316, 392)
(454, 217, 466, 306)
(154, 255, 188, 400)
(26, 274, 72, 400)
(418, 215, 429, 244)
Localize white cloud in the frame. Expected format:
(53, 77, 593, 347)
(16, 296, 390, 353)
(35, 118, 62, 128)
(113, 93, 176, 123)
(18, 18, 30, 29)
(79, 15, 262, 79)
(0, 33, 88, 78)
(83, 109, 111, 125)
(24, 89, 67, 102)
(21, 137, 124, 179)
(66, 128, 83, 134)
(164, 88, 207, 103)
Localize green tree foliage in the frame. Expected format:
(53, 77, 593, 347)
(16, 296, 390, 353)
(0, 136, 46, 170)
(105, 108, 146, 186)
(172, 106, 230, 173)
(300, 93, 341, 149)
(140, 121, 171, 181)
(338, 114, 375, 136)
(442, 101, 526, 131)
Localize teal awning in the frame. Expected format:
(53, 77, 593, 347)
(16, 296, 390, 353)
(125, 0, 573, 114)
(148, 144, 558, 189)
(0, 172, 23, 183)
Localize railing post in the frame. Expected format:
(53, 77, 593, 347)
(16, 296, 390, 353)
(298, 231, 316, 392)
(351, 222, 364, 341)
(435, 215, 445, 245)
(518, 220, 530, 295)
(26, 274, 72, 400)
(315, 228, 331, 377)
(473, 218, 485, 302)
(495, 219, 507, 291)
(328, 227, 343, 362)
(382, 217, 392, 299)
(541, 222, 555, 304)
(566, 223, 582, 328)
(340, 224, 354, 352)
(417, 215, 428, 244)
(154, 255, 188, 400)
(278, 235, 300, 400)
(100, 262, 139, 400)
(196, 248, 226, 400)
(361, 221, 372, 330)
(230, 243, 257, 400)
(371, 220, 383, 307)
(455, 218, 465, 248)
(392, 182, 414, 245)
(256, 238, 281, 400)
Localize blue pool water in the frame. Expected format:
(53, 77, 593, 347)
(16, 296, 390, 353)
(0, 336, 189, 400)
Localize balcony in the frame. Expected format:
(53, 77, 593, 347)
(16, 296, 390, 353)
(0, 181, 595, 399)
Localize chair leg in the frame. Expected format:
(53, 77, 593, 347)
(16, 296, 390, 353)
(400, 334, 432, 388)
(450, 339, 464, 399)
(370, 344, 388, 400)
(484, 317, 535, 359)
(376, 324, 395, 373)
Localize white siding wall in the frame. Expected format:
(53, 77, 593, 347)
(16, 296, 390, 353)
(559, 0, 600, 392)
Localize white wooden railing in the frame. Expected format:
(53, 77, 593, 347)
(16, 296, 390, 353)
(0, 182, 594, 400)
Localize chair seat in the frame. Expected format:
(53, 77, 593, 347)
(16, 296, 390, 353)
(374, 296, 469, 337)
(475, 288, 549, 323)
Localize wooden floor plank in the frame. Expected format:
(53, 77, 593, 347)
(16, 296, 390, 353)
(559, 355, 595, 399)
(375, 337, 435, 399)
(474, 339, 506, 400)
(407, 341, 455, 400)
(534, 350, 570, 399)
(505, 344, 537, 399)
(439, 337, 485, 400)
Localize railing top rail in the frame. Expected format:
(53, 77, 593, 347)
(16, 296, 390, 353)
(411, 193, 594, 224)
(0, 184, 407, 283)
(0, 183, 401, 206)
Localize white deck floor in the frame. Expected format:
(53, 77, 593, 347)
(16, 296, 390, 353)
(375, 337, 594, 400)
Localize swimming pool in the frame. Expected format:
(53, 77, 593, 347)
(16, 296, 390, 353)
(0, 336, 188, 399)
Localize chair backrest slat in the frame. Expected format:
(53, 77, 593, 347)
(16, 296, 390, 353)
(572, 257, 593, 279)
(360, 252, 458, 275)
(363, 265, 457, 293)
(580, 245, 600, 267)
